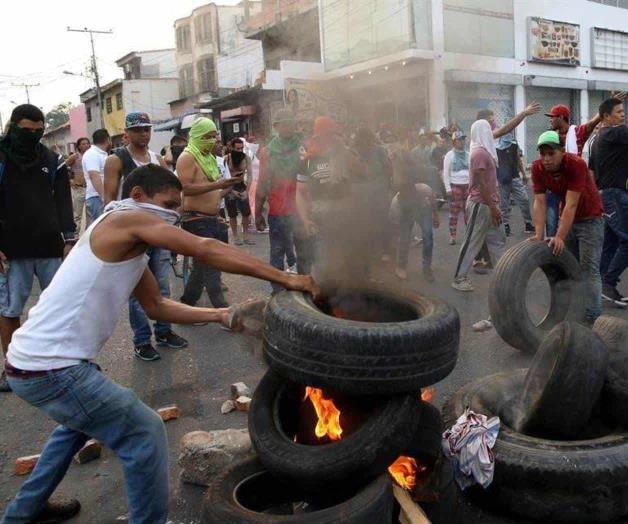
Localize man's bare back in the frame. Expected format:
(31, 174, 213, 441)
(177, 151, 240, 214)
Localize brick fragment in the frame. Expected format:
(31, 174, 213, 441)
(74, 439, 102, 464)
(157, 405, 181, 421)
(15, 454, 40, 476)
(235, 396, 251, 412)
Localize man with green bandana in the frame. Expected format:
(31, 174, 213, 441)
(256, 109, 308, 293)
(177, 117, 243, 308)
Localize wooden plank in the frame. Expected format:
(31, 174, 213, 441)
(393, 484, 431, 524)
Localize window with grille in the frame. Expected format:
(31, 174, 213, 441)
(116, 92, 123, 111)
(197, 57, 215, 93)
(178, 65, 194, 98)
(176, 25, 191, 51)
(195, 13, 212, 43)
(592, 27, 628, 70)
(86, 106, 92, 122)
(106, 97, 112, 114)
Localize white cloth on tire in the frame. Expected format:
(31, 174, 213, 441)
(442, 408, 500, 490)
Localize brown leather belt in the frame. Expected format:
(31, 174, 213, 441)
(5, 361, 77, 379)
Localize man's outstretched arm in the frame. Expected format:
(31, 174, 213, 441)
(133, 268, 230, 325)
(493, 102, 542, 139)
(128, 213, 320, 298)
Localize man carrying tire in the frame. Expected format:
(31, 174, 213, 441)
(531, 130, 605, 323)
(1, 165, 319, 524)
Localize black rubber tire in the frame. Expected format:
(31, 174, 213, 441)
(488, 240, 585, 354)
(201, 457, 394, 523)
(594, 315, 628, 427)
(405, 401, 443, 466)
(516, 321, 609, 439)
(263, 287, 460, 395)
(443, 370, 628, 523)
(249, 370, 422, 492)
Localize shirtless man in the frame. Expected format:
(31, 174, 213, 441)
(176, 117, 242, 308)
(103, 112, 188, 361)
(2, 164, 318, 524)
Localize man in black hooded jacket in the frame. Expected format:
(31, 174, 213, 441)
(0, 104, 75, 393)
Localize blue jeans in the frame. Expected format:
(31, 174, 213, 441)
(398, 204, 433, 270)
(499, 177, 532, 226)
(600, 189, 628, 288)
(129, 248, 171, 346)
(567, 217, 604, 321)
(546, 191, 559, 237)
(268, 215, 304, 293)
(85, 196, 103, 225)
(3, 362, 168, 524)
(0, 258, 62, 318)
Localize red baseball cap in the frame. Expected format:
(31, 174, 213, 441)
(545, 104, 570, 121)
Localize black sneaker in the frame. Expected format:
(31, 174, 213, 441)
(134, 344, 161, 361)
(29, 497, 81, 523)
(504, 224, 511, 237)
(0, 370, 11, 392)
(602, 284, 628, 309)
(155, 330, 188, 349)
(524, 222, 535, 234)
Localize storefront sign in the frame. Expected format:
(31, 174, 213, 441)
(528, 17, 580, 66)
(283, 78, 348, 125)
(592, 27, 628, 71)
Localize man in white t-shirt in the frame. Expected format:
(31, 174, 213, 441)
(81, 128, 111, 225)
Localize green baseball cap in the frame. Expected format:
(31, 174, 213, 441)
(537, 130, 561, 149)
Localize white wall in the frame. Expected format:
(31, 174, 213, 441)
(122, 79, 179, 122)
(217, 39, 265, 89)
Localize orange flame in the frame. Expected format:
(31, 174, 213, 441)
(388, 456, 418, 491)
(303, 387, 343, 441)
(421, 387, 435, 403)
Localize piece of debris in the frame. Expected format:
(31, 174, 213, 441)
(157, 405, 180, 421)
(15, 454, 40, 476)
(74, 439, 102, 464)
(235, 396, 252, 412)
(393, 484, 432, 524)
(231, 382, 251, 399)
(221, 400, 236, 414)
(178, 429, 253, 486)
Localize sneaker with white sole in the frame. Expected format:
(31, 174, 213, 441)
(602, 284, 628, 309)
(155, 330, 188, 349)
(472, 319, 493, 332)
(286, 264, 298, 274)
(451, 278, 474, 292)
(134, 344, 161, 361)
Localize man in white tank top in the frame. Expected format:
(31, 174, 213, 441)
(2, 164, 319, 523)
(103, 112, 189, 362)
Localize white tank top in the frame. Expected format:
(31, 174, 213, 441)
(8, 211, 149, 371)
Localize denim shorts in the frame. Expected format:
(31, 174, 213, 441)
(0, 258, 62, 318)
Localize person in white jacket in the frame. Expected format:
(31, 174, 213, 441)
(442, 131, 470, 245)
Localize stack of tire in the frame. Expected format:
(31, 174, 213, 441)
(202, 286, 461, 523)
(451, 239, 628, 523)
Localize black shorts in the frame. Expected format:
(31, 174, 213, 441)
(225, 197, 251, 218)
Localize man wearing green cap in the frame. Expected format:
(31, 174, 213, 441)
(177, 117, 243, 309)
(531, 130, 604, 322)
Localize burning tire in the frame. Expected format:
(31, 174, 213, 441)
(201, 457, 394, 523)
(263, 287, 460, 395)
(405, 401, 443, 466)
(249, 370, 423, 492)
(594, 315, 628, 427)
(443, 370, 628, 523)
(488, 240, 585, 354)
(515, 322, 608, 439)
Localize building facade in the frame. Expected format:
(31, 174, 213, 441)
(80, 49, 178, 150)
(319, 0, 628, 160)
(42, 122, 73, 156)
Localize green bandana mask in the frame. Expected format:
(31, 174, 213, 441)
(185, 118, 220, 181)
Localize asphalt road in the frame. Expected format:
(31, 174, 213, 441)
(0, 207, 626, 524)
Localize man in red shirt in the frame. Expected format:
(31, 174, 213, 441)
(255, 109, 307, 293)
(531, 130, 604, 322)
(546, 104, 600, 156)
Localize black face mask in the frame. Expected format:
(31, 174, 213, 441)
(3, 123, 44, 168)
(171, 145, 185, 165)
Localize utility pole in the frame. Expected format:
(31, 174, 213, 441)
(11, 83, 40, 104)
(67, 27, 113, 129)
